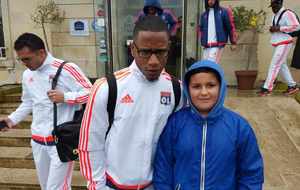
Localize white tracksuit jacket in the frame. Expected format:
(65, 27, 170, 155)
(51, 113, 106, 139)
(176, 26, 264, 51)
(9, 53, 92, 138)
(271, 7, 300, 46)
(79, 61, 182, 190)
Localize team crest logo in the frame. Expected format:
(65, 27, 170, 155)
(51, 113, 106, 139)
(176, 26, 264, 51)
(160, 91, 171, 105)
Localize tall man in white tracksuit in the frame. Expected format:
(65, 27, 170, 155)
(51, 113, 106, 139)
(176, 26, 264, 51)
(259, 0, 300, 96)
(78, 16, 182, 190)
(0, 33, 92, 189)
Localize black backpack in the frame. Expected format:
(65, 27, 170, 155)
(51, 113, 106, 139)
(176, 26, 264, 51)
(273, 9, 300, 37)
(105, 73, 181, 139)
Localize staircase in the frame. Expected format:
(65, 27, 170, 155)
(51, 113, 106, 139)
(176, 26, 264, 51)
(0, 84, 86, 190)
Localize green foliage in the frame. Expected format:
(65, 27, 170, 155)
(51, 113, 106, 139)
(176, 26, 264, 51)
(232, 6, 266, 33)
(31, 0, 65, 50)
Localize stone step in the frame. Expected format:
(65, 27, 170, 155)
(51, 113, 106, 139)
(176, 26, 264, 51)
(0, 102, 20, 109)
(0, 129, 31, 147)
(0, 93, 22, 103)
(0, 108, 18, 115)
(0, 147, 80, 170)
(0, 168, 86, 190)
(0, 84, 22, 96)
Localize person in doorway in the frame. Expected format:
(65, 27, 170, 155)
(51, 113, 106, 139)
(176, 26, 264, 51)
(135, 0, 177, 36)
(258, 0, 300, 96)
(0, 33, 92, 189)
(199, 0, 237, 64)
(153, 60, 264, 190)
(78, 16, 182, 190)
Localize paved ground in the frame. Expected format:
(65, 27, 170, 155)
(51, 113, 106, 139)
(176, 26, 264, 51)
(226, 89, 300, 190)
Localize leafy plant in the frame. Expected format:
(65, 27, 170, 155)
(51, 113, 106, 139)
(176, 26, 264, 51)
(31, 0, 65, 50)
(232, 6, 266, 33)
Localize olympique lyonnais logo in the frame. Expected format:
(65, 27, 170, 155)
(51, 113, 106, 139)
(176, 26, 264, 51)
(160, 91, 171, 105)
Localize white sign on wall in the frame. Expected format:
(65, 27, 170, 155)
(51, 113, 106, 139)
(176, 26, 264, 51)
(70, 19, 89, 36)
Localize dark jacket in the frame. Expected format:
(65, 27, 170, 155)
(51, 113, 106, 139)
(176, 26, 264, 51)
(199, 0, 237, 48)
(136, 0, 177, 35)
(153, 60, 264, 190)
(291, 31, 300, 69)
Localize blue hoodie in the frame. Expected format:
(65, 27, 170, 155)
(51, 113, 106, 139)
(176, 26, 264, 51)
(136, 0, 177, 35)
(143, 0, 163, 15)
(153, 60, 264, 190)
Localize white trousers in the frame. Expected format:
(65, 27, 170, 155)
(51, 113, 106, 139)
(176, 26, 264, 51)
(202, 47, 224, 64)
(31, 140, 74, 190)
(263, 43, 296, 91)
(105, 185, 154, 190)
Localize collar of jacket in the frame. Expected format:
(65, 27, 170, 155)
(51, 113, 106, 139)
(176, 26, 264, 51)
(188, 105, 225, 126)
(275, 7, 286, 17)
(36, 52, 54, 72)
(130, 60, 165, 83)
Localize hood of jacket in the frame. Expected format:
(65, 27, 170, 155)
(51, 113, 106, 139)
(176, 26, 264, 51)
(183, 60, 227, 120)
(204, 0, 220, 10)
(143, 0, 163, 15)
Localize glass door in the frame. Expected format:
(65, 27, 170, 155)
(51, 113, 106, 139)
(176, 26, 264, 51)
(93, 0, 112, 77)
(93, 0, 203, 79)
(110, 0, 183, 77)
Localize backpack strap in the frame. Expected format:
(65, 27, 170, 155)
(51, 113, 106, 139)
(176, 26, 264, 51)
(104, 74, 180, 139)
(52, 61, 68, 135)
(105, 73, 117, 139)
(171, 76, 181, 112)
(273, 9, 288, 26)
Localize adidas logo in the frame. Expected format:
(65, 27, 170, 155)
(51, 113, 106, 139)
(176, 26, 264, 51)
(121, 94, 134, 104)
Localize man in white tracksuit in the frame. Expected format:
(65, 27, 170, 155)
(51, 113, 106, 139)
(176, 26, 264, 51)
(78, 16, 182, 190)
(259, 0, 300, 96)
(0, 33, 92, 189)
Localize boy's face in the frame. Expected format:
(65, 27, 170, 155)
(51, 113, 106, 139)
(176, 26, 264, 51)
(189, 72, 220, 117)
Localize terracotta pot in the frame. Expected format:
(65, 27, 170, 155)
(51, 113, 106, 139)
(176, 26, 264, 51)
(235, 70, 258, 90)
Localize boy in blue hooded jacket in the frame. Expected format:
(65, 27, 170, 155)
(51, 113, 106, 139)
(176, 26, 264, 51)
(153, 60, 264, 190)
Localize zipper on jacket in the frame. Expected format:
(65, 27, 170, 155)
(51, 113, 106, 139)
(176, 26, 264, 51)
(175, 184, 181, 190)
(200, 121, 208, 190)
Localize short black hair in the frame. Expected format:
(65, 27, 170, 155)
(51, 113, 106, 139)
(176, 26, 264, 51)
(185, 67, 221, 84)
(133, 15, 169, 40)
(14, 33, 45, 51)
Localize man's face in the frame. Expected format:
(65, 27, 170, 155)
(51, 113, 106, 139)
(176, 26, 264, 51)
(208, 0, 216, 8)
(16, 47, 45, 71)
(131, 31, 169, 81)
(270, 2, 282, 14)
(148, 7, 157, 15)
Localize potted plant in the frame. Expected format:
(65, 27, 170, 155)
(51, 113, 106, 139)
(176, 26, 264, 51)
(232, 6, 266, 90)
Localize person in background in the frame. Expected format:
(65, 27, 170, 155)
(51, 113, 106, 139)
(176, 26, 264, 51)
(135, 0, 177, 36)
(153, 60, 264, 190)
(258, 0, 300, 96)
(199, 0, 237, 64)
(0, 33, 92, 189)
